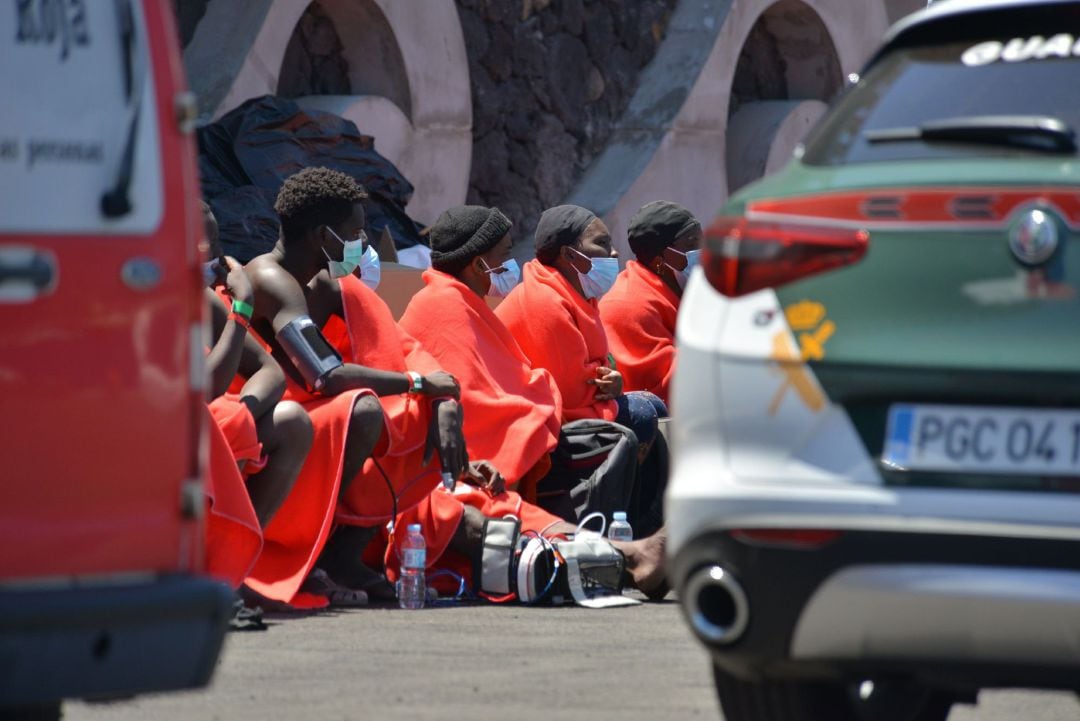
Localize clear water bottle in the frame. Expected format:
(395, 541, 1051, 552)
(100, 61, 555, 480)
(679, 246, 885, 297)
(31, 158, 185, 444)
(398, 523, 426, 609)
(608, 511, 633, 542)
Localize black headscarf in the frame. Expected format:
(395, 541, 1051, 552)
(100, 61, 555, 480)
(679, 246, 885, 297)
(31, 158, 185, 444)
(429, 205, 512, 274)
(534, 205, 598, 265)
(627, 201, 700, 262)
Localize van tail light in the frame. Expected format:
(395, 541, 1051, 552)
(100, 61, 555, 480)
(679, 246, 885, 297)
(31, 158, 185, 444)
(730, 528, 843, 550)
(702, 217, 869, 296)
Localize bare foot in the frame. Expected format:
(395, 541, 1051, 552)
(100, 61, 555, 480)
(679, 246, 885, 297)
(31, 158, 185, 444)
(614, 527, 669, 600)
(317, 525, 398, 602)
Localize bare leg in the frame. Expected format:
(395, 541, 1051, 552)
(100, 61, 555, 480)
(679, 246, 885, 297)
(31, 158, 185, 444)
(316, 394, 395, 600)
(612, 526, 668, 600)
(247, 401, 312, 528)
(447, 505, 486, 557)
(339, 394, 385, 499)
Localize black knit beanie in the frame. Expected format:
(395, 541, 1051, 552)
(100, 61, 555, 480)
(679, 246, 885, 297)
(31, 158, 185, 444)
(534, 205, 598, 265)
(430, 206, 513, 274)
(627, 201, 700, 262)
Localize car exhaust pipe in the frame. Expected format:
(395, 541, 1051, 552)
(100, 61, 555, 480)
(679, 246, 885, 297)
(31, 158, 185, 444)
(684, 565, 749, 645)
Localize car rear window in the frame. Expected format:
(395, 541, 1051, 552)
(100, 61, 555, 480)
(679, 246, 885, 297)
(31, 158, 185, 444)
(802, 34, 1080, 167)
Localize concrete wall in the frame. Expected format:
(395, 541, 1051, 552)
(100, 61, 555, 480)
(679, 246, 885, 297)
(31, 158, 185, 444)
(179, 0, 918, 263)
(567, 0, 890, 262)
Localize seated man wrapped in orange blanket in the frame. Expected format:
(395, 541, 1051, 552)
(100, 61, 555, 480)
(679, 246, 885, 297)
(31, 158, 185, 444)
(398, 207, 563, 499)
(600, 201, 702, 406)
(495, 205, 668, 455)
(494, 210, 618, 424)
(312, 268, 569, 595)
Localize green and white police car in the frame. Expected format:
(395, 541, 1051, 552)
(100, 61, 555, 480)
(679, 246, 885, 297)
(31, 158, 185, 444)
(668, 2, 1080, 720)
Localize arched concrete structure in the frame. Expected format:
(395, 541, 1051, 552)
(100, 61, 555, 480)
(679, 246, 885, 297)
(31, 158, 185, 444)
(567, 0, 890, 263)
(726, 99, 829, 194)
(277, 1, 411, 117)
(183, 0, 472, 225)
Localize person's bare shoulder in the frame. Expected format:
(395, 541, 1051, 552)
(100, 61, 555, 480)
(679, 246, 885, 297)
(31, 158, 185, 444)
(244, 253, 309, 321)
(244, 254, 298, 296)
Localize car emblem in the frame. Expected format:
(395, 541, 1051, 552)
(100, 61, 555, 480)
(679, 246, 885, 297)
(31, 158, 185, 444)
(1008, 208, 1059, 266)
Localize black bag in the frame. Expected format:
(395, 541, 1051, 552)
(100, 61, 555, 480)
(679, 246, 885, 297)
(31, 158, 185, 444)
(535, 419, 639, 526)
(197, 95, 426, 263)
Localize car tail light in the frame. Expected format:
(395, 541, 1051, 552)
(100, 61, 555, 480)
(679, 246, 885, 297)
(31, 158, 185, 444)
(701, 217, 869, 296)
(730, 528, 843, 549)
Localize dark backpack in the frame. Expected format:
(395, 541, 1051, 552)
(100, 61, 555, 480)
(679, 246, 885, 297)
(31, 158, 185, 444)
(534, 419, 639, 526)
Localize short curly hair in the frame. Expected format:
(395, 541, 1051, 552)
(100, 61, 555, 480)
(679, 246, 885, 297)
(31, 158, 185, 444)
(274, 167, 368, 243)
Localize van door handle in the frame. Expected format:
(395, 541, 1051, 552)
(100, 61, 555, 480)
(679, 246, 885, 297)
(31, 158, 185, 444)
(0, 247, 57, 303)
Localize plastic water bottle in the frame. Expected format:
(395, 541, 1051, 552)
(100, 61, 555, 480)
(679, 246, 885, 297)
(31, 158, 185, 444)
(608, 511, 633, 542)
(398, 523, 426, 609)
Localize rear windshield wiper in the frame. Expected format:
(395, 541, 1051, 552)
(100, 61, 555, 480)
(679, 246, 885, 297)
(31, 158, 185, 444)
(865, 115, 1077, 154)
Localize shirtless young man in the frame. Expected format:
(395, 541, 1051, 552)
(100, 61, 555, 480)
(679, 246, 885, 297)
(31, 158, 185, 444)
(242, 168, 463, 601)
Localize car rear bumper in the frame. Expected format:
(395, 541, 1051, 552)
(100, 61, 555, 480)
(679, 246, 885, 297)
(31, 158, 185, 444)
(792, 564, 1080, 664)
(0, 575, 233, 705)
(672, 527, 1080, 690)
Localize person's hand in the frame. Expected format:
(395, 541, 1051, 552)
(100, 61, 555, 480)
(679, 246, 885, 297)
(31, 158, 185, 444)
(423, 399, 467, 480)
(223, 257, 253, 306)
(421, 370, 461, 399)
(461, 460, 506, 497)
(589, 365, 623, 400)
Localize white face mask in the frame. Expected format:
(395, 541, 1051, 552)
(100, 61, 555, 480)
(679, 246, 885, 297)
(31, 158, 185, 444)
(571, 249, 619, 299)
(202, 258, 220, 287)
(324, 227, 367, 279)
(481, 258, 521, 298)
(670, 249, 702, 290)
(358, 243, 381, 291)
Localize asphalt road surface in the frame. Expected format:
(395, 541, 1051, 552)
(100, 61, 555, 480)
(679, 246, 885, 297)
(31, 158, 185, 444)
(68, 593, 1079, 721)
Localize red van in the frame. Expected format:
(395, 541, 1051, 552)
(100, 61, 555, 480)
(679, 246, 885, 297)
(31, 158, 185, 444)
(0, 1, 231, 715)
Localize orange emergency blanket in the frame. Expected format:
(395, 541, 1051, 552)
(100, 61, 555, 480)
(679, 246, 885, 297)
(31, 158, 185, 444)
(398, 270, 563, 491)
(243, 364, 374, 606)
(384, 485, 564, 596)
(599, 260, 679, 404)
(323, 274, 444, 525)
(208, 394, 267, 475)
(495, 260, 617, 422)
(204, 404, 263, 589)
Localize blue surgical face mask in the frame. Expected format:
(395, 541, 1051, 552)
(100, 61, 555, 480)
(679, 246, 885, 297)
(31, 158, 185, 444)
(481, 258, 520, 298)
(571, 248, 619, 299)
(324, 227, 367, 279)
(359, 243, 381, 291)
(671, 249, 702, 290)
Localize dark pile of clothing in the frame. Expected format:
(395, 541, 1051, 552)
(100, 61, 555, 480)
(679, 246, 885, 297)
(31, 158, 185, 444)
(198, 95, 425, 262)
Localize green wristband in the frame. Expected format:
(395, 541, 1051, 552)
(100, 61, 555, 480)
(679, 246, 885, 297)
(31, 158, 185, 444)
(231, 299, 254, 320)
(607, 353, 617, 371)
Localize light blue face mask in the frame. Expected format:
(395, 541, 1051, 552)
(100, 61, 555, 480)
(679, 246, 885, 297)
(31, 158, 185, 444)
(358, 243, 381, 291)
(572, 249, 619, 299)
(481, 258, 521, 298)
(672, 249, 702, 290)
(202, 258, 221, 287)
(324, 227, 367, 279)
